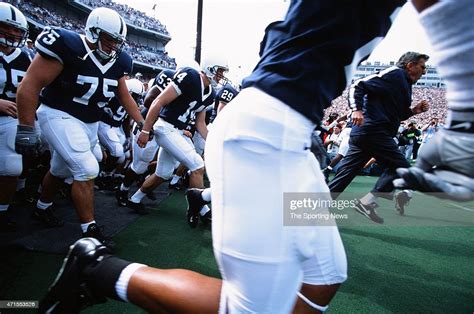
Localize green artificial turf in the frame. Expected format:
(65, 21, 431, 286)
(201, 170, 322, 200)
(1, 177, 473, 313)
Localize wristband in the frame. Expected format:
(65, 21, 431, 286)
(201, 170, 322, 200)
(141, 130, 150, 135)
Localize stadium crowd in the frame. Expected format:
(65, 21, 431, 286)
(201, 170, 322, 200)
(78, 0, 169, 35)
(10, 0, 176, 68)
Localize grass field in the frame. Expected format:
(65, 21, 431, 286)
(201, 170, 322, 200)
(1, 176, 473, 313)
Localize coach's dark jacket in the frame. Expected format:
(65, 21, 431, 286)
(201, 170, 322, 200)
(349, 66, 414, 138)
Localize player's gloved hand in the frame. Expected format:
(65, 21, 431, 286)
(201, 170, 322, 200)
(310, 132, 330, 169)
(393, 129, 474, 201)
(15, 124, 41, 157)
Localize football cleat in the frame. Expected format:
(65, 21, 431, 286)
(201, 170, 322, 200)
(0, 210, 17, 232)
(33, 206, 64, 228)
(126, 200, 150, 215)
(354, 200, 384, 224)
(200, 209, 212, 226)
(82, 223, 116, 253)
(185, 188, 208, 228)
(38, 238, 110, 314)
(115, 189, 128, 207)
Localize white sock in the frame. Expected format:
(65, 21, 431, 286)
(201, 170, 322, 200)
(0, 204, 9, 212)
(37, 200, 53, 210)
(360, 193, 377, 206)
(130, 189, 146, 203)
(170, 175, 180, 185)
(115, 263, 147, 302)
(16, 178, 26, 191)
(201, 188, 211, 202)
(200, 204, 210, 216)
(120, 183, 130, 191)
(81, 220, 96, 233)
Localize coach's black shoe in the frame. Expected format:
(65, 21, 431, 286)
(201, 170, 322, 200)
(185, 188, 208, 228)
(354, 200, 384, 224)
(38, 238, 110, 314)
(395, 190, 412, 216)
(33, 207, 64, 228)
(82, 224, 116, 253)
(126, 200, 150, 215)
(115, 189, 128, 207)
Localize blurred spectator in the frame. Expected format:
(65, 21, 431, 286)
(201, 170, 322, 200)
(418, 117, 441, 154)
(25, 38, 36, 59)
(399, 121, 421, 161)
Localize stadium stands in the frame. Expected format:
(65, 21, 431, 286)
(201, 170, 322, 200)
(10, 0, 176, 70)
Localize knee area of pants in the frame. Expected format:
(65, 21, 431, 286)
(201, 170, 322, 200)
(131, 163, 147, 175)
(0, 155, 22, 177)
(110, 144, 124, 159)
(155, 170, 173, 180)
(73, 161, 100, 181)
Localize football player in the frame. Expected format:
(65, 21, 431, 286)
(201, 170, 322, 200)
(184, 79, 240, 227)
(96, 78, 144, 191)
(126, 57, 226, 218)
(0, 3, 30, 231)
(40, 1, 473, 313)
(115, 69, 175, 211)
(15, 7, 145, 249)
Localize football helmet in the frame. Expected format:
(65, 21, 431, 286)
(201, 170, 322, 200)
(0, 3, 28, 48)
(85, 7, 127, 61)
(126, 78, 144, 102)
(201, 55, 229, 86)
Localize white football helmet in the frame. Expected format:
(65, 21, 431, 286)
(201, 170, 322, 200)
(85, 7, 127, 61)
(126, 78, 144, 101)
(200, 55, 229, 86)
(0, 3, 28, 48)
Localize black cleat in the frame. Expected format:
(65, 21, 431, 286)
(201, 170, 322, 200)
(200, 210, 212, 226)
(354, 200, 384, 224)
(168, 179, 183, 191)
(0, 210, 17, 232)
(33, 207, 64, 228)
(94, 176, 116, 191)
(126, 200, 150, 215)
(185, 188, 208, 228)
(38, 238, 110, 314)
(146, 191, 157, 201)
(115, 189, 128, 207)
(395, 190, 411, 216)
(82, 223, 116, 252)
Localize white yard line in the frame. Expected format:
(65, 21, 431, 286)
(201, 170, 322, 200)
(448, 203, 474, 212)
